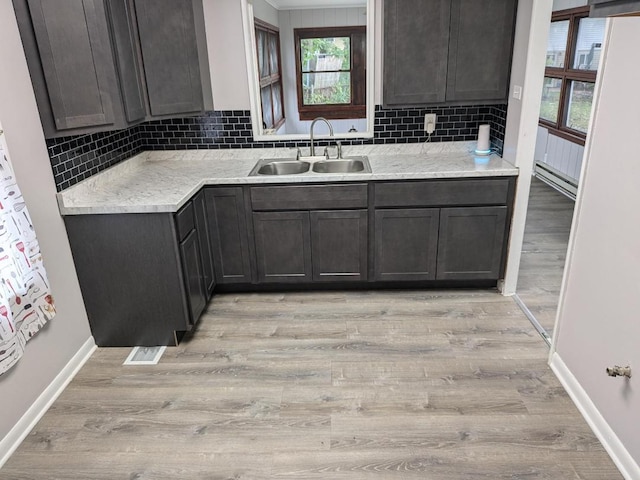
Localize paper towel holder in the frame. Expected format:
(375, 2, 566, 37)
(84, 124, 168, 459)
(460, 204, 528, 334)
(475, 124, 491, 156)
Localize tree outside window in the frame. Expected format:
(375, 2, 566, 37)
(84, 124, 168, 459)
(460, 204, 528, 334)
(539, 7, 605, 144)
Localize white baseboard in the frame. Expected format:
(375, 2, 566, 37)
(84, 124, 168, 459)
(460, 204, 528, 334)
(550, 352, 640, 480)
(0, 336, 96, 468)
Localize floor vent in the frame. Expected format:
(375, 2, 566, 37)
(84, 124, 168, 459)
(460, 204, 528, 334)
(123, 346, 166, 365)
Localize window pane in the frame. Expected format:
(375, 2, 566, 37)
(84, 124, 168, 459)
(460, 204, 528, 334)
(540, 77, 562, 123)
(546, 20, 569, 68)
(261, 86, 273, 128)
(566, 81, 595, 133)
(302, 72, 351, 105)
(272, 82, 283, 124)
(268, 33, 279, 75)
(300, 37, 350, 72)
(257, 29, 269, 78)
(573, 17, 605, 70)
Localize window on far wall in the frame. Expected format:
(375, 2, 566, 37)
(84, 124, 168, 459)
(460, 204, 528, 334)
(539, 7, 605, 145)
(294, 26, 366, 121)
(255, 19, 285, 131)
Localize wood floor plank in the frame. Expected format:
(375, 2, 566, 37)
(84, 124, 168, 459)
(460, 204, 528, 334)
(1, 290, 622, 479)
(517, 177, 575, 337)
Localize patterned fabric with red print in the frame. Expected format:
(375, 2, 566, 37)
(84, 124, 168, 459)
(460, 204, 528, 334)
(0, 137, 56, 375)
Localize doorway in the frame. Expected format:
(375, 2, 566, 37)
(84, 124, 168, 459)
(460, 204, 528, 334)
(515, 176, 575, 342)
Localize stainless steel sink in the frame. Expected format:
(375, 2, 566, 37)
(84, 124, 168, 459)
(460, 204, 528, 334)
(249, 156, 371, 176)
(249, 159, 310, 176)
(312, 157, 371, 174)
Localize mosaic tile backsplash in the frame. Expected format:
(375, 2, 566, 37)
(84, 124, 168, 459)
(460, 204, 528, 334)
(48, 104, 508, 191)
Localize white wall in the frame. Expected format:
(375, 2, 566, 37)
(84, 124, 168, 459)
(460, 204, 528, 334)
(534, 126, 584, 183)
(277, 7, 367, 135)
(553, 0, 587, 9)
(253, 0, 279, 26)
(203, 0, 251, 110)
(0, 0, 93, 457)
(500, 0, 553, 294)
(552, 18, 640, 476)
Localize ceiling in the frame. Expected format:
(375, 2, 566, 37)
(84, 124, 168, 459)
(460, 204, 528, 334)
(264, 0, 366, 9)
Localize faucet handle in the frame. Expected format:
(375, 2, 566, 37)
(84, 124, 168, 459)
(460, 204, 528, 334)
(336, 141, 343, 159)
(323, 146, 330, 159)
(296, 147, 302, 160)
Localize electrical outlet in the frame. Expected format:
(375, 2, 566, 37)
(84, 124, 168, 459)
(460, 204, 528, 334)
(424, 114, 436, 134)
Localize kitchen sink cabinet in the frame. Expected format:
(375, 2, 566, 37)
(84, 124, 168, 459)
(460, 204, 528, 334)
(383, 0, 517, 106)
(13, 0, 210, 138)
(253, 211, 313, 283)
(310, 210, 368, 282)
(249, 184, 369, 285)
(252, 209, 368, 284)
(205, 187, 253, 285)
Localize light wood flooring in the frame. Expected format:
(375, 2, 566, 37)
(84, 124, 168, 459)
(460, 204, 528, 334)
(517, 177, 576, 338)
(2, 289, 622, 479)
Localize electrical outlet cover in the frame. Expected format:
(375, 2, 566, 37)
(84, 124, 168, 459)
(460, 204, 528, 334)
(424, 114, 436, 133)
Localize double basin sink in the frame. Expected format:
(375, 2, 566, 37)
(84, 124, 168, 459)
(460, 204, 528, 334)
(249, 156, 371, 176)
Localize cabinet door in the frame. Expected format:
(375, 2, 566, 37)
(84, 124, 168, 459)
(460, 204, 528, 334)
(192, 190, 215, 295)
(107, 0, 146, 123)
(446, 0, 516, 102)
(205, 188, 252, 284)
(179, 229, 207, 327)
(383, 0, 450, 105)
(374, 209, 439, 281)
(134, 0, 203, 115)
(436, 206, 508, 280)
(27, 0, 118, 130)
(310, 210, 368, 282)
(253, 212, 312, 284)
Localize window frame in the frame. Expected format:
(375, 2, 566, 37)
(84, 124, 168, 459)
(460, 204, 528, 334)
(539, 6, 601, 145)
(255, 18, 285, 132)
(294, 25, 366, 121)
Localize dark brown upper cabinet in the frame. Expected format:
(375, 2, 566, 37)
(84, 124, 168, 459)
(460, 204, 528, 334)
(13, 0, 212, 138)
(383, 0, 517, 106)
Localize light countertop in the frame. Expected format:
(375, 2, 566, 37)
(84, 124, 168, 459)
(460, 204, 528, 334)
(57, 142, 518, 215)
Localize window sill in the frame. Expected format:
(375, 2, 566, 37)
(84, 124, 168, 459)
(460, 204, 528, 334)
(539, 122, 586, 146)
(299, 105, 366, 121)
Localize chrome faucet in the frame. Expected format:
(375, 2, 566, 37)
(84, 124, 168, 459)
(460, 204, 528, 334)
(309, 117, 334, 157)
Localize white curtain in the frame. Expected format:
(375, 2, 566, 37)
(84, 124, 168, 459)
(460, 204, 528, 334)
(0, 136, 55, 375)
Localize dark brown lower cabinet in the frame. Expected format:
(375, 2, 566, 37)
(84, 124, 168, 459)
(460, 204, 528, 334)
(205, 187, 252, 284)
(179, 228, 207, 325)
(374, 208, 439, 281)
(63, 177, 514, 347)
(65, 213, 193, 346)
(253, 211, 312, 283)
(192, 190, 215, 294)
(436, 206, 508, 280)
(310, 210, 368, 282)
(252, 209, 368, 284)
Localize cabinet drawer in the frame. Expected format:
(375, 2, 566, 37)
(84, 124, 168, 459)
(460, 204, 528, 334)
(374, 178, 511, 207)
(251, 184, 367, 211)
(175, 201, 195, 241)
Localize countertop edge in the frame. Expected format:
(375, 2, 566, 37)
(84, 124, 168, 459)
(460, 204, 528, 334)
(58, 170, 518, 215)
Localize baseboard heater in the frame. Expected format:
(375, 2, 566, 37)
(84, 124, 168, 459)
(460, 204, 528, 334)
(534, 161, 578, 200)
